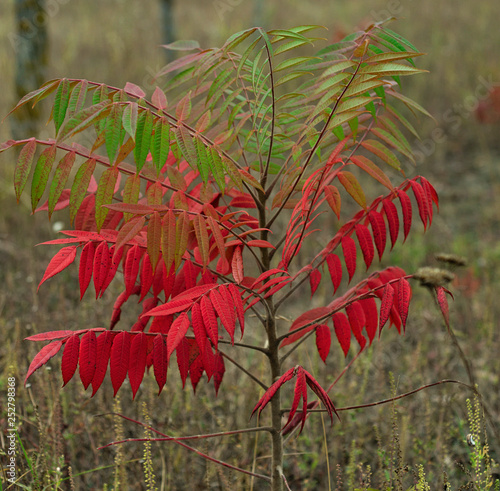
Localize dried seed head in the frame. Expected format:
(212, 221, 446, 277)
(413, 267, 455, 287)
(435, 253, 467, 267)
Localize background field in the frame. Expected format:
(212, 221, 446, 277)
(1, 0, 500, 489)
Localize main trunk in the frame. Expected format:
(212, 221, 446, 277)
(258, 189, 284, 491)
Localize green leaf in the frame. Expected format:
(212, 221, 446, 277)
(105, 104, 124, 163)
(388, 90, 434, 119)
(70, 159, 96, 224)
(122, 102, 138, 140)
(92, 84, 109, 134)
(364, 51, 422, 64)
(122, 173, 141, 222)
(133, 109, 154, 172)
(371, 127, 414, 163)
(174, 125, 197, 169)
(95, 167, 119, 231)
(57, 101, 111, 142)
(162, 40, 200, 51)
(31, 144, 57, 211)
(359, 62, 426, 77)
(14, 139, 37, 203)
(5, 79, 60, 118)
(207, 147, 226, 193)
(194, 137, 210, 183)
(151, 118, 170, 175)
(274, 56, 315, 72)
(223, 27, 258, 53)
(67, 80, 89, 117)
(274, 39, 313, 56)
(53, 79, 71, 135)
(48, 151, 76, 217)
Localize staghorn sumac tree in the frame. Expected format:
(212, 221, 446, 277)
(2, 23, 451, 490)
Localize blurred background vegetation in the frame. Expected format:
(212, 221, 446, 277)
(1, 0, 500, 489)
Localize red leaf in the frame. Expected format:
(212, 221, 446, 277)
(358, 297, 378, 345)
(368, 210, 387, 260)
(435, 286, 451, 328)
(189, 355, 205, 392)
(251, 366, 296, 419)
(213, 351, 225, 396)
(129, 332, 148, 398)
(355, 224, 374, 270)
(304, 370, 339, 424)
(61, 334, 80, 387)
(115, 215, 146, 252)
(382, 199, 399, 249)
(79, 331, 97, 389)
(398, 189, 412, 241)
(166, 312, 190, 359)
(25, 340, 63, 385)
(397, 277, 411, 330)
(410, 180, 429, 229)
(309, 269, 322, 297)
(324, 185, 341, 219)
(325, 254, 342, 293)
(38, 246, 77, 290)
(210, 289, 235, 343)
(91, 331, 113, 396)
(280, 307, 330, 347)
(420, 176, 439, 210)
(228, 284, 245, 337)
(201, 295, 219, 348)
(251, 269, 289, 288)
(191, 302, 207, 354)
(346, 302, 366, 350)
(78, 241, 95, 299)
(315, 324, 331, 363)
(124, 244, 144, 298)
(333, 312, 350, 357)
(153, 334, 168, 394)
(139, 253, 154, 301)
(25, 330, 74, 341)
(176, 337, 190, 388)
(147, 211, 162, 271)
(283, 369, 307, 433)
(93, 241, 110, 298)
(379, 283, 395, 332)
(110, 331, 131, 396)
(231, 246, 244, 284)
(145, 296, 194, 317)
(101, 244, 123, 297)
(202, 339, 215, 381)
(341, 236, 357, 282)
(246, 239, 275, 249)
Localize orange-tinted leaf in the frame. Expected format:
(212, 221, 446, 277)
(338, 170, 366, 209)
(95, 167, 119, 231)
